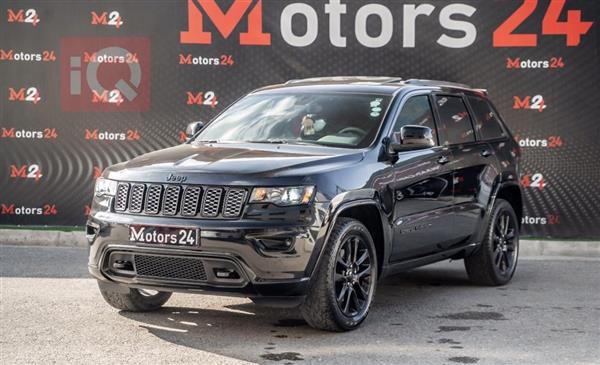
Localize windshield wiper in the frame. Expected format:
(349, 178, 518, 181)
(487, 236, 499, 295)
(245, 139, 288, 144)
(195, 139, 219, 143)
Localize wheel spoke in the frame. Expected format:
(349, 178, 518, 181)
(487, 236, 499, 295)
(344, 286, 353, 313)
(356, 265, 371, 279)
(345, 243, 353, 265)
(337, 254, 349, 268)
(503, 215, 509, 236)
(494, 249, 502, 266)
(356, 251, 369, 266)
(337, 284, 348, 303)
(505, 228, 515, 241)
(350, 288, 360, 312)
(334, 272, 346, 283)
(501, 252, 508, 271)
(505, 251, 513, 268)
(352, 238, 359, 263)
(356, 282, 368, 299)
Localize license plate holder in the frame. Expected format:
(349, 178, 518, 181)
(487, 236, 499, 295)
(128, 225, 199, 247)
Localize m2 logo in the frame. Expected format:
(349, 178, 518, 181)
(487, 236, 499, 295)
(9, 164, 43, 181)
(180, 0, 271, 45)
(521, 173, 546, 190)
(493, 0, 593, 47)
(7, 9, 40, 26)
(92, 89, 124, 105)
(186, 91, 218, 107)
(91, 11, 123, 28)
(8, 87, 41, 104)
(513, 95, 546, 112)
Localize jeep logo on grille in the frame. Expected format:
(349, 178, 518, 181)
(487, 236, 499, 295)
(166, 173, 187, 183)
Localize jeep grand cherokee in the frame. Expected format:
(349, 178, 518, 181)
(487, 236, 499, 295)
(87, 77, 522, 331)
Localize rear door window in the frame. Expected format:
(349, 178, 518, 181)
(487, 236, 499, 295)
(434, 95, 475, 145)
(467, 96, 506, 140)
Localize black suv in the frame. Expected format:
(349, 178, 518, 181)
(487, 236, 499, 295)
(88, 77, 522, 331)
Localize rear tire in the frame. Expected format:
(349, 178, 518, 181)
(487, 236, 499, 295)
(300, 218, 377, 331)
(98, 281, 172, 312)
(465, 199, 519, 286)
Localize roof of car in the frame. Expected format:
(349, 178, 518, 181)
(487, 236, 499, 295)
(253, 76, 487, 96)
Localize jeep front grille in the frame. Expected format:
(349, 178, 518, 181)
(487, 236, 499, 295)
(113, 182, 247, 218)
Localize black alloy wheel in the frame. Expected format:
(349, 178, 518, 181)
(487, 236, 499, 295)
(334, 235, 374, 317)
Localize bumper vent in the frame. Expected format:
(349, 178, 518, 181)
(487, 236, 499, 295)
(113, 182, 247, 219)
(134, 255, 207, 282)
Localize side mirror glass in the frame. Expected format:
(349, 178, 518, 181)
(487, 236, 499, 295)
(185, 121, 204, 139)
(389, 125, 435, 153)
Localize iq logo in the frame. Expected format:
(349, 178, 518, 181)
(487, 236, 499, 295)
(60, 37, 150, 111)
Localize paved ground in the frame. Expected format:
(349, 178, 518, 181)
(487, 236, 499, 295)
(1, 246, 599, 365)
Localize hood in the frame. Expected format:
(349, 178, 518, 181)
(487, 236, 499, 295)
(105, 142, 365, 182)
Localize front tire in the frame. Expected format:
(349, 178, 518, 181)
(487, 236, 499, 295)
(465, 199, 519, 286)
(98, 281, 172, 312)
(300, 218, 377, 331)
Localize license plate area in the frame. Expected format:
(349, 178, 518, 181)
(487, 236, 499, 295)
(129, 225, 199, 247)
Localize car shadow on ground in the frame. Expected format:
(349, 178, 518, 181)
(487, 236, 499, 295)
(119, 262, 487, 363)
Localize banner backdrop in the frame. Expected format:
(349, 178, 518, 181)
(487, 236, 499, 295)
(0, 0, 598, 238)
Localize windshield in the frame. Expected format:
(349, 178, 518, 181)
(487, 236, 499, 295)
(194, 92, 392, 148)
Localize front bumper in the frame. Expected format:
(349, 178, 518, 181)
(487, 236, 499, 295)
(87, 209, 325, 300)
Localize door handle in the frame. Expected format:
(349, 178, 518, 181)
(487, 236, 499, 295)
(481, 149, 491, 157)
(437, 155, 450, 165)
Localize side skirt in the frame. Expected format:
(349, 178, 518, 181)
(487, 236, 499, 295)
(380, 242, 479, 278)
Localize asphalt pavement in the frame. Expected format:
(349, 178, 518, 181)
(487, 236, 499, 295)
(1, 245, 599, 365)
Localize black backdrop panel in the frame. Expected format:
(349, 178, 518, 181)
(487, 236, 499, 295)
(0, 0, 598, 238)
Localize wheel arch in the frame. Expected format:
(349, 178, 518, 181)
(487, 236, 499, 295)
(309, 196, 392, 280)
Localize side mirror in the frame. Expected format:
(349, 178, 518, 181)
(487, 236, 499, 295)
(185, 121, 204, 139)
(389, 125, 435, 153)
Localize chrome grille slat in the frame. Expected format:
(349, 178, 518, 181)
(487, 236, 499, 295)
(128, 184, 145, 213)
(114, 183, 130, 211)
(162, 185, 181, 216)
(181, 186, 202, 216)
(144, 184, 162, 214)
(201, 188, 223, 217)
(223, 189, 247, 217)
(113, 182, 244, 218)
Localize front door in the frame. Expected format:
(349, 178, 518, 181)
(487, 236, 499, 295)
(387, 94, 455, 261)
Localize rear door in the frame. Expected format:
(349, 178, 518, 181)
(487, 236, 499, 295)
(388, 93, 455, 261)
(433, 94, 494, 246)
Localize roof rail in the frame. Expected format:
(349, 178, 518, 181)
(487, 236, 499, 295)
(404, 79, 472, 89)
(285, 76, 402, 85)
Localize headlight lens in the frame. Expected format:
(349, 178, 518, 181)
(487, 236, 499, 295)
(249, 186, 315, 206)
(94, 178, 118, 197)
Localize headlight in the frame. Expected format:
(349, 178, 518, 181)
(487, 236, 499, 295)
(249, 186, 315, 206)
(94, 178, 118, 197)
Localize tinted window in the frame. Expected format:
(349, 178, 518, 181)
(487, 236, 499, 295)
(468, 96, 505, 140)
(391, 95, 436, 144)
(434, 95, 475, 145)
(195, 93, 392, 148)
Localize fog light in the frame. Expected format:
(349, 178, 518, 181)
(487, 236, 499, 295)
(213, 268, 240, 279)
